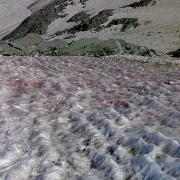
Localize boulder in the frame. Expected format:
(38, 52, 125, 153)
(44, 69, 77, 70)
(168, 48, 180, 57)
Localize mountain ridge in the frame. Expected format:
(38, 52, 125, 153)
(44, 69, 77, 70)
(0, 0, 180, 56)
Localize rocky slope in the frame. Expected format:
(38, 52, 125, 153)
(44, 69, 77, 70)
(0, 0, 180, 56)
(0, 0, 53, 39)
(0, 55, 180, 179)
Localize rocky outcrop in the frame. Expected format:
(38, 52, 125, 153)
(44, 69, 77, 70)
(107, 18, 140, 32)
(121, 0, 157, 8)
(54, 9, 114, 36)
(67, 11, 91, 23)
(54, 11, 141, 36)
(168, 48, 180, 57)
(2, 0, 67, 40)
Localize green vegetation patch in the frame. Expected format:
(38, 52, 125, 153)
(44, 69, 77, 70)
(0, 33, 166, 57)
(60, 38, 122, 56)
(60, 37, 100, 56)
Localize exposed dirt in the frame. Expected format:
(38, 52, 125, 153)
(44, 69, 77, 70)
(0, 55, 179, 179)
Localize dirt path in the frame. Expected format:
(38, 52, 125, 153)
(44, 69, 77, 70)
(0, 55, 179, 179)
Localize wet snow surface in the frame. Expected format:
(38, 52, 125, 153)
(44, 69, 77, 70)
(0, 55, 180, 180)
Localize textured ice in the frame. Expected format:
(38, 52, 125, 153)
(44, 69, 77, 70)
(0, 55, 179, 179)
